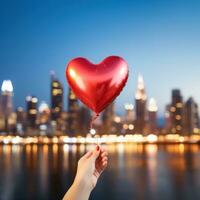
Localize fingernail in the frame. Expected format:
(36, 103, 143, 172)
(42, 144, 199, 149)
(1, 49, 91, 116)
(96, 145, 100, 151)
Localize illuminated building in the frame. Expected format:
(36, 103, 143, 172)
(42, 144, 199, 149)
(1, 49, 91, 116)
(124, 103, 134, 122)
(0, 80, 14, 132)
(170, 89, 184, 134)
(102, 102, 115, 134)
(113, 115, 122, 134)
(16, 107, 26, 135)
(38, 101, 50, 135)
(78, 105, 91, 136)
(16, 107, 25, 122)
(164, 104, 171, 134)
(184, 97, 199, 135)
(0, 115, 4, 131)
(38, 101, 50, 124)
(50, 72, 63, 121)
(67, 88, 79, 135)
(58, 111, 68, 133)
(26, 96, 38, 128)
(147, 98, 158, 134)
(122, 103, 134, 134)
(135, 74, 147, 134)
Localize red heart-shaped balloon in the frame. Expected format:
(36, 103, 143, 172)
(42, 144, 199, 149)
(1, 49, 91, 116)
(66, 56, 129, 114)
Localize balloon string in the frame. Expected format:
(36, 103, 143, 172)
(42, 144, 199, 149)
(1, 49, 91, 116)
(90, 113, 99, 130)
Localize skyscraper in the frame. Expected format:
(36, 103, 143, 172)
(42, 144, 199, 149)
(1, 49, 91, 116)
(121, 103, 134, 134)
(124, 103, 134, 123)
(164, 104, 172, 134)
(67, 88, 79, 135)
(38, 101, 50, 124)
(50, 72, 63, 121)
(0, 80, 14, 131)
(78, 105, 91, 136)
(0, 80, 13, 115)
(26, 96, 38, 128)
(16, 107, 26, 134)
(135, 74, 147, 134)
(170, 89, 184, 134)
(184, 97, 199, 135)
(102, 102, 115, 134)
(147, 98, 158, 134)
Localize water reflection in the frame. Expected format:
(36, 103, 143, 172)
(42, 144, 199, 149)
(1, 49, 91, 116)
(0, 144, 200, 200)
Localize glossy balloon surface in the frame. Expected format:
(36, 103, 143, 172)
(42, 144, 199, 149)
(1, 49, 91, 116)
(66, 56, 129, 114)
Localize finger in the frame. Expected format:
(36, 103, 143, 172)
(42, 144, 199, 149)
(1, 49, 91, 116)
(96, 151, 108, 167)
(95, 165, 102, 174)
(82, 151, 93, 160)
(103, 160, 108, 168)
(96, 154, 102, 163)
(102, 157, 108, 163)
(91, 145, 100, 161)
(99, 161, 108, 172)
(93, 170, 100, 179)
(100, 148, 106, 153)
(101, 151, 108, 158)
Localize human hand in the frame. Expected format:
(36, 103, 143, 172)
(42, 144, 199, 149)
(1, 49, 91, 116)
(63, 145, 108, 200)
(74, 145, 108, 192)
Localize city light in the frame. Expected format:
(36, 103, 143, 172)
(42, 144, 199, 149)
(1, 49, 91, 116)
(114, 116, 121, 123)
(124, 103, 134, 110)
(146, 134, 158, 143)
(1, 80, 13, 93)
(32, 97, 38, 103)
(148, 98, 158, 112)
(0, 74, 199, 144)
(39, 101, 49, 113)
(0, 134, 199, 145)
(90, 129, 96, 135)
(135, 74, 147, 100)
(137, 74, 145, 90)
(26, 96, 32, 101)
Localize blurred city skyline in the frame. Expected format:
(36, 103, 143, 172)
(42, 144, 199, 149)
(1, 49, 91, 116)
(1, 0, 200, 117)
(1, 2, 200, 200)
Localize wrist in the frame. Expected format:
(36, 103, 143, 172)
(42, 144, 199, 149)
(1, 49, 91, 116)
(73, 176, 93, 194)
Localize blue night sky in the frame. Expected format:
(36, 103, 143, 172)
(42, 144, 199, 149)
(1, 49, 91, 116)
(0, 0, 200, 117)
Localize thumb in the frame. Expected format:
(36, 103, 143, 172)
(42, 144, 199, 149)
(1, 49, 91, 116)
(91, 145, 100, 161)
